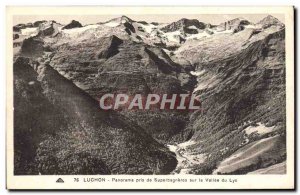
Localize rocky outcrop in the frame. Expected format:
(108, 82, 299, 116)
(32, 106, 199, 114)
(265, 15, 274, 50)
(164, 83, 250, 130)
(62, 20, 83, 30)
(217, 18, 250, 32)
(20, 37, 45, 57)
(97, 35, 123, 59)
(38, 24, 54, 36)
(124, 22, 136, 34)
(37, 21, 60, 37)
(161, 18, 206, 33)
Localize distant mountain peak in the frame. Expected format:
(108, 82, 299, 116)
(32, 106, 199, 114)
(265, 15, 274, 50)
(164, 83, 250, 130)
(101, 15, 135, 28)
(216, 17, 251, 33)
(232, 17, 246, 21)
(161, 18, 206, 33)
(221, 17, 250, 25)
(177, 18, 201, 25)
(107, 15, 134, 24)
(62, 20, 83, 30)
(265, 15, 279, 20)
(259, 15, 281, 23)
(257, 15, 284, 29)
(120, 15, 134, 22)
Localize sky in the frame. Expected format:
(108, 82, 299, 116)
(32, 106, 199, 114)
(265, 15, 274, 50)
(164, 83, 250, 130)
(13, 14, 284, 26)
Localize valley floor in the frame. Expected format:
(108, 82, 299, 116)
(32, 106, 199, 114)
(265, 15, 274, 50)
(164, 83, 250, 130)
(168, 135, 286, 175)
(168, 141, 206, 174)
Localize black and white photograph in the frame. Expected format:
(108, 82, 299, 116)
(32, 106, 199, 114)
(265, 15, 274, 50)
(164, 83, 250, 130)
(6, 6, 295, 190)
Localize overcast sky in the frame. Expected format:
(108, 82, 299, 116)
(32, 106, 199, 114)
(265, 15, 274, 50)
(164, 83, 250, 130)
(13, 14, 284, 26)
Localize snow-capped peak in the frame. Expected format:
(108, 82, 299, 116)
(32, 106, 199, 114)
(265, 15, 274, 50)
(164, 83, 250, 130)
(103, 15, 134, 27)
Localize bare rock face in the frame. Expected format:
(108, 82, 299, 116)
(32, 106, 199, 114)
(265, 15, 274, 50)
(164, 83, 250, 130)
(161, 18, 206, 33)
(97, 35, 123, 59)
(36, 21, 61, 37)
(62, 20, 83, 30)
(38, 25, 54, 36)
(217, 18, 250, 32)
(20, 37, 45, 57)
(123, 22, 136, 34)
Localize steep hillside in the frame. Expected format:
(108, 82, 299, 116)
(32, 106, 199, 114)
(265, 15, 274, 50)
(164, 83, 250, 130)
(14, 57, 177, 175)
(22, 31, 196, 144)
(14, 57, 64, 174)
(182, 29, 286, 174)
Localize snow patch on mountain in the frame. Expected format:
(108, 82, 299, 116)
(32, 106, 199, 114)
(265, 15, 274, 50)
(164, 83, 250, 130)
(187, 25, 198, 30)
(190, 70, 205, 76)
(138, 23, 156, 33)
(187, 31, 212, 40)
(104, 22, 120, 27)
(244, 123, 275, 135)
(244, 24, 257, 29)
(62, 24, 101, 34)
(21, 27, 39, 36)
(193, 75, 219, 92)
(164, 31, 183, 42)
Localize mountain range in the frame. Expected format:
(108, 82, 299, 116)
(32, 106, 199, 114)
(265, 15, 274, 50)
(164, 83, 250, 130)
(13, 14, 286, 175)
